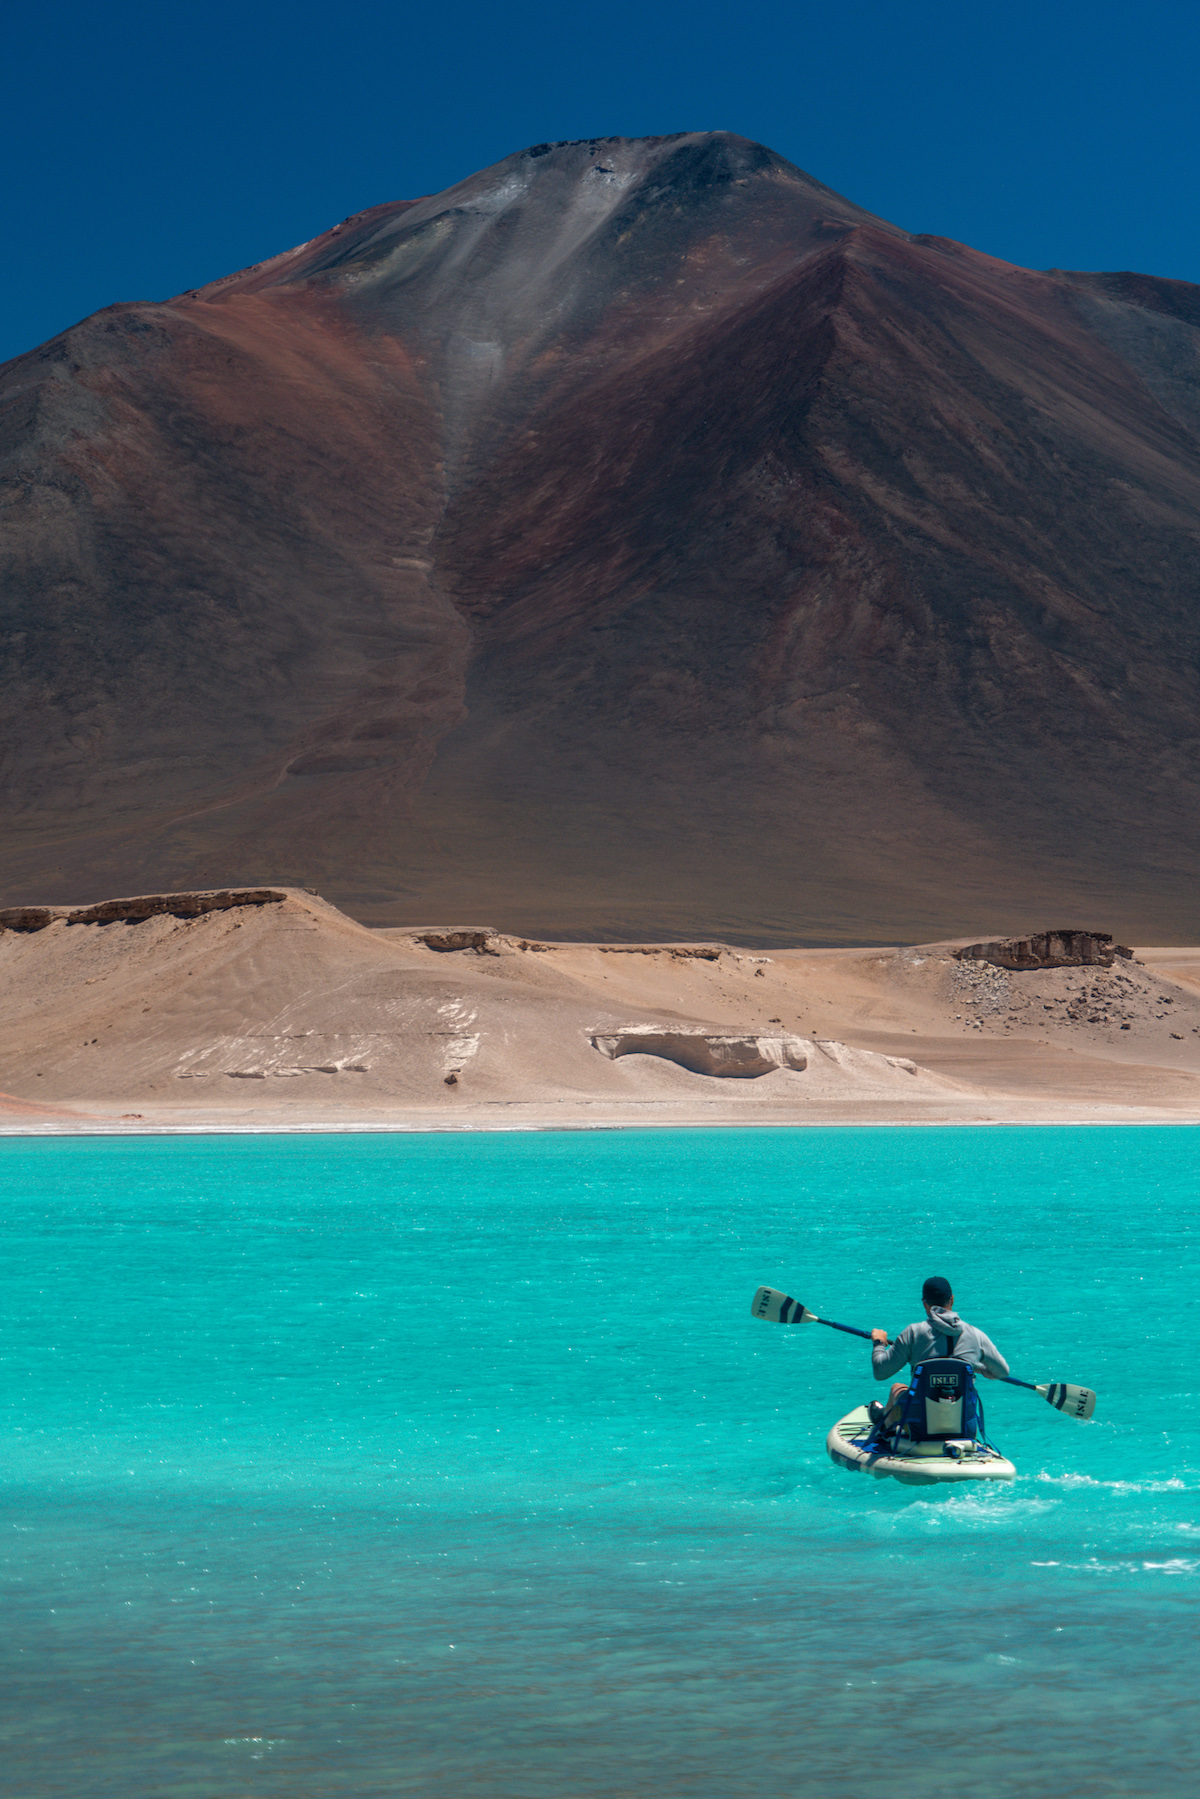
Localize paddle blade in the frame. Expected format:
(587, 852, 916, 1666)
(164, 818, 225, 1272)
(751, 1286, 816, 1324)
(1038, 1382, 1096, 1421)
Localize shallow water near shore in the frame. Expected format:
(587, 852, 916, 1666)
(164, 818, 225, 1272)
(2, 1126, 1197, 1797)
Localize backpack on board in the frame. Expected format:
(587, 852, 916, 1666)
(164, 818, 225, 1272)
(894, 1358, 984, 1443)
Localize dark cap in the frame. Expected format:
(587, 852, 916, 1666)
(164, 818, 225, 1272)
(922, 1275, 953, 1306)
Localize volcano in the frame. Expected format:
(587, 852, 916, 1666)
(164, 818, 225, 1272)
(3, 132, 1200, 942)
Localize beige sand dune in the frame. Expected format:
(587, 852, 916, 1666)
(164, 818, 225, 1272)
(2, 889, 1199, 1131)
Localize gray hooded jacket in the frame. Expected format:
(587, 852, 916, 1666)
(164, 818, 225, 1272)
(872, 1307, 1009, 1383)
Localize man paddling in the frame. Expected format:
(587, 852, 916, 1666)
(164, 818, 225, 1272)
(868, 1276, 1009, 1429)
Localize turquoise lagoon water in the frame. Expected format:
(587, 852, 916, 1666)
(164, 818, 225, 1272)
(2, 1126, 1198, 1798)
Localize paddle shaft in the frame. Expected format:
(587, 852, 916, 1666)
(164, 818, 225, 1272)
(814, 1315, 879, 1344)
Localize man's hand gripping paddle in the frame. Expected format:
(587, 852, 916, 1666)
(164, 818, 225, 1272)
(750, 1285, 1097, 1421)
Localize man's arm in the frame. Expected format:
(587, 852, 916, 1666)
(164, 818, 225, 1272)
(976, 1332, 1010, 1380)
(870, 1326, 911, 1382)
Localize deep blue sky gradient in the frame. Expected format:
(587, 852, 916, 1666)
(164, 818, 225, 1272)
(4, 0, 1199, 365)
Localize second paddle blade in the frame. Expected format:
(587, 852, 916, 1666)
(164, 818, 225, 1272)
(1042, 1382, 1096, 1421)
(751, 1286, 816, 1324)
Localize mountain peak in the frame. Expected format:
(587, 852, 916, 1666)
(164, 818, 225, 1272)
(4, 140, 1200, 942)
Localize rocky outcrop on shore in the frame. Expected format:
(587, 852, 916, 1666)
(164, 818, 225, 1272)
(954, 932, 1135, 971)
(591, 1028, 810, 1078)
(0, 889, 287, 933)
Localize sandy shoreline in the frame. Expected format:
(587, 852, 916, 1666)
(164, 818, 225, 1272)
(5, 1115, 1199, 1137)
(6, 1092, 1200, 1139)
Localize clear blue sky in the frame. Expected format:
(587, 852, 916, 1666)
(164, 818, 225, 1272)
(4, 0, 1199, 365)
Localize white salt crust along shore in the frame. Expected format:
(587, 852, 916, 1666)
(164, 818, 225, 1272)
(2, 889, 1200, 1133)
(6, 1114, 1200, 1137)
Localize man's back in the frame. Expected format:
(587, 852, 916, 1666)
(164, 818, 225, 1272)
(872, 1306, 1009, 1383)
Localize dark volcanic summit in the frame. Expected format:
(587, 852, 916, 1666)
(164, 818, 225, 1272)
(3, 132, 1200, 942)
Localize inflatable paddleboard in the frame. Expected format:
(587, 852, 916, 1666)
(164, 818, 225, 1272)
(827, 1404, 1016, 1485)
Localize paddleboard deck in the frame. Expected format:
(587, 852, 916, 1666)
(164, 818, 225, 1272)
(827, 1405, 1017, 1485)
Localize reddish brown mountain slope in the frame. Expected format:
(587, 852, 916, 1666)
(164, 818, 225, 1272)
(3, 133, 1200, 942)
